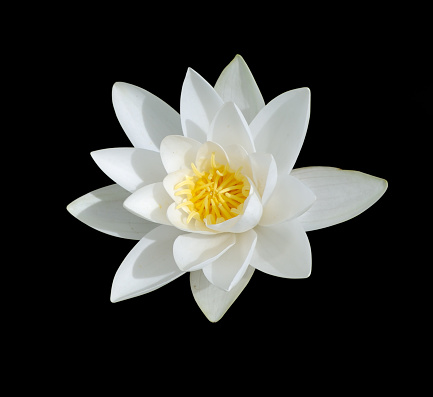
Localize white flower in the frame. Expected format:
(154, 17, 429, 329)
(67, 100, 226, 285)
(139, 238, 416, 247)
(67, 55, 387, 322)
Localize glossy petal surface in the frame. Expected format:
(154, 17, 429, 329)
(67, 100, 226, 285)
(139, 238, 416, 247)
(110, 226, 185, 302)
(208, 102, 255, 154)
(123, 182, 173, 225)
(67, 184, 157, 240)
(251, 219, 311, 278)
(214, 54, 265, 124)
(180, 68, 223, 142)
(173, 233, 236, 271)
(260, 175, 316, 226)
(159, 135, 201, 173)
(91, 148, 166, 193)
(190, 266, 255, 322)
(251, 88, 310, 174)
(203, 229, 257, 291)
(291, 167, 388, 231)
(112, 82, 182, 151)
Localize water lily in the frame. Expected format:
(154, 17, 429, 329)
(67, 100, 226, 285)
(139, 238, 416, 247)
(67, 55, 387, 322)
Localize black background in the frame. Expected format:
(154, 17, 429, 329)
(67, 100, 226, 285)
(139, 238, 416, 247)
(50, 10, 428, 382)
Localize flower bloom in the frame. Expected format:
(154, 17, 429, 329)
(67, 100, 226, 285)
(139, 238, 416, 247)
(67, 55, 387, 322)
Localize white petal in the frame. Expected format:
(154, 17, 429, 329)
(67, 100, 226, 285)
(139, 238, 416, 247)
(203, 229, 257, 291)
(112, 82, 182, 151)
(163, 169, 194, 203)
(250, 88, 310, 174)
(224, 144, 253, 180)
(206, 179, 263, 233)
(110, 225, 185, 303)
(91, 148, 166, 193)
(208, 102, 255, 154)
(123, 182, 173, 225)
(291, 167, 388, 231)
(251, 219, 311, 278)
(180, 68, 223, 142)
(173, 233, 236, 271)
(190, 266, 255, 322)
(249, 152, 277, 206)
(67, 184, 157, 240)
(214, 54, 265, 124)
(166, 203, 216, 234)
(195, 141, 229, 173)
(159, 135, 201, 173)
(260, 174, 316, 226)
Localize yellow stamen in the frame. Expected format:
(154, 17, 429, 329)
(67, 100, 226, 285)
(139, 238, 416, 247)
(173, 152, 249, 225)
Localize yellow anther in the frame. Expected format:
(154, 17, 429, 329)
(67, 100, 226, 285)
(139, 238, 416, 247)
(191, 162, 204, 178)
(225, 192, 244, 203)
(187, 211, 200, 223)
(211, 152, 218, 169)
(174, 179, 195, 190)
(176, 200, 194, 210)
(174, 189, 192, 197)
(174, 153, 249, 225)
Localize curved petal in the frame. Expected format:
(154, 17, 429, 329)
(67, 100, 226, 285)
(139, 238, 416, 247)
(205, 179, 263, 234)
(91, 148, 166, 193)
(214, 54, 265, 124)
(163, 169, 194, 203)
(249, 152, 277, 206)
(291, 167, 388, 231)
(173, 233, 236, 271)
(208, 102, 255, 154)
(67, 184, 157, 240)
(250, 88, 310, 174)
(110, 225, 185, 303)
(180, 68, 223, 142)
(195, 141, 229, 173)
(259, 174, 316, 226)
(159, 135, 201, 173)
(224, 144, 253, 180)
(203, 229, 257, 291)
(251, 219, 311, 279)
(112, 82, 182, 151)
(190, 266, 255, 322)
(166, 203, 216, 235)
(123, 182, 173, 225)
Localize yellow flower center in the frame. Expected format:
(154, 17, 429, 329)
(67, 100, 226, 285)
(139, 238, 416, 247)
(174, 152, 249, 225)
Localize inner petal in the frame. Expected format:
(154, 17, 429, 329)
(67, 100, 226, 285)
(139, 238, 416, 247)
(174, 152, 250, 226)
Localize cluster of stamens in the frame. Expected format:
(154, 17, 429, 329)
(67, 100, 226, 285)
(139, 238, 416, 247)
(174, 153, 249, 225)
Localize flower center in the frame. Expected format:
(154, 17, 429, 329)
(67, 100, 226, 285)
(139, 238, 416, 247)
(174, 152, 250, 225)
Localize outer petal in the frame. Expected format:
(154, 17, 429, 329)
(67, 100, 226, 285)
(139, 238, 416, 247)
(291, 167, 388, 231)
(202, 229, 257, 291)
(112, 82, 182, 151)
(205, 178, 263, 233)
(123, 182, 173, 225)
(67, 184, 157, 240)
(259, 174, 316, 226)
(180, 68, 223, 142)
(173, 233, 236, 271)
(208, 102, 255, 154)
(250, 88, 310, 175)
(91, 148, 166, 193)
(251, 219, 312, 278)
(214, 54, 265, 124)
(159, 135, 201, 173)
(110, 225, 185, 302)
(190, 266, 255, 322)
(249, 152, 277, 206)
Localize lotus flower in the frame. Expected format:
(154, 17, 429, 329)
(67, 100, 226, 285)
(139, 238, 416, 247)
(67, 55, 387, 322)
